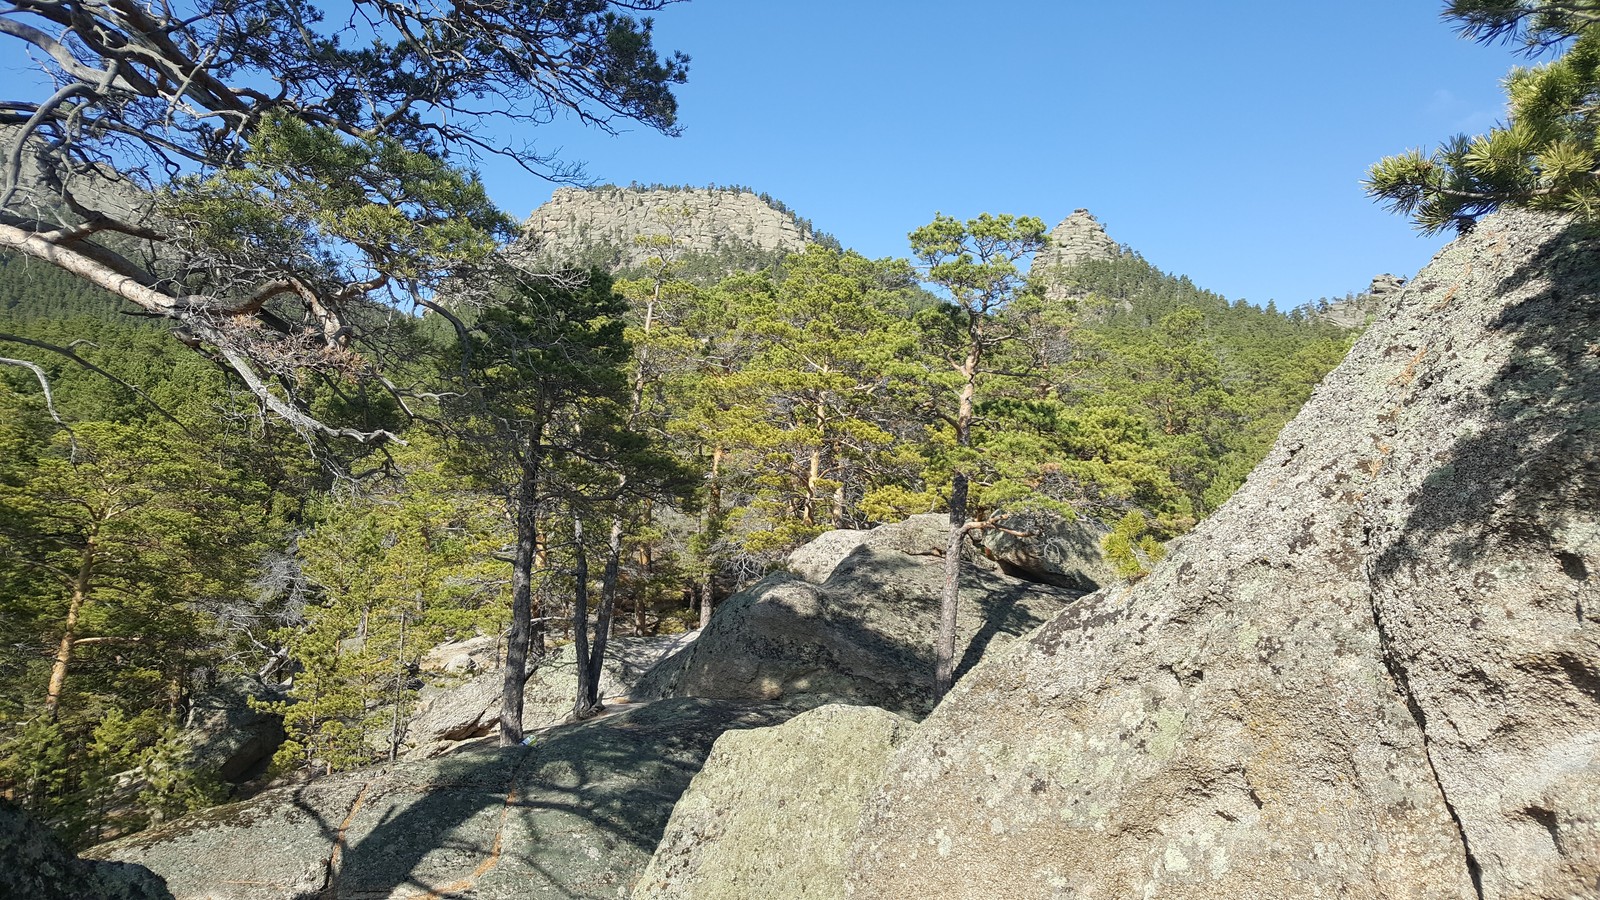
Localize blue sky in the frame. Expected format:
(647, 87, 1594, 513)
(475, 0, 1518, 307)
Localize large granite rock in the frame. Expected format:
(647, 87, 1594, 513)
(1030, 209, 1121, 303)
(183, 675, 286, 783)
(635, 704, 912, 899)
(785, 514, 949, 584)
(978, 511, 1115, 591)
(1314, 272, 1407, 329)
(844, 208, 1600, 898)
(402, 633, 699, 758)
(638, 525, 1080, 718)
(521, 186, 815, 272)
(1, 801, 172, 900)
(88, 698, 792, 900)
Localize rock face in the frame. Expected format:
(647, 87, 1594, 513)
(402, 633, 698, 758)
(89, 698, 790, 900)
(978, 511, 1114, 591)
(183, 676, 286, 783)
(638, 520, 1082, 717)
(844, 208, 1600, 898)
(1, 801, 172, 900)
(1030, 209, 1120, 302)
(521, 186, 815, 271)
(635, 704, 912, 899)
(784, 513, 950, 584)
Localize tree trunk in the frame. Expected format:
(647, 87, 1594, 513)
(934, 341, 981, 703)
(43, 538, 95, 720)
(500, 422, 544, 747)
(571, 514, 599, 720)
(586, 515, 624, 708)
(698, 446, 724, 630)
(934, 474, 968, 702)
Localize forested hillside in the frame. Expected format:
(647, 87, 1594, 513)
(0, 214, 1355, 846)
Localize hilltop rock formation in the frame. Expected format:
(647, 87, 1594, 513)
(1030, 209, 1121, 302)
(1314, 272, 1407, 328)
(89, 699, 790, 900)
(520, 186, 815, 272)
(636, 517, 1083, 717)
(635, 704, 913, 900)
(844, 207, 1600, 898)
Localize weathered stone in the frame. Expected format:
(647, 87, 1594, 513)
(401, 633, 699, 758)
(89, 698, 793, 900)
(1314, 272, 1407, 328)
(420, 634, 500, 674)
(1029, 209, 1121, 303)
(639, 527, 1079, 718)
(844, 208, 1600, 898)
(520, 186, 814, 272)
(785, 514, 949, 584)
(182, 675, 286, 783)
(978, 511, 1114, 591)
(2, 801, 172, 900)
(635, 704, 913, 900)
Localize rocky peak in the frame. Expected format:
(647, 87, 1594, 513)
(1036, 208, 1120, 271)
(1030, 208, 1122, 302)
(518, 185, 817, 273)
(1313, 272, 1408, 328)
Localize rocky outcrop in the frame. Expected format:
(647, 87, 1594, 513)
(182, 676, 286, 783)
(638, 520, 1082, 717)
(1030, 209, 1121, 302)
(978, 511, 1114, 591)
(784, 513, 949, 584)
(89, 698, 791, 900)
(844, 208, 1600, 898)
(401, 633, 698, 758)
(2, 801, 172, 900)
(521, 186, 815, 271)
(1314, 272, 1407, 328)
(635, 704, 912, 900)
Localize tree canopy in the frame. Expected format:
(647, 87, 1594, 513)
(0, 0, 688, 444)
(1367, 0, 1600, 233)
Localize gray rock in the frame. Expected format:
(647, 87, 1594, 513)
(978, 511, 1114, 591)
(88, 698, 793, 900)
(639, 531, 1079, 718)
(520, 186, 814, 272)
(402, 633, 700, 758)
(635, 704, 913, 900)
(785, 514, 949, 584)
(420, 634, 500, 674)
(2, 801, 172, 900)
(1029, 209, 1120, 302)
(845, 208, 1600, 898)
(183, 675, 286, 783)
(1314, 273, 1407, 329)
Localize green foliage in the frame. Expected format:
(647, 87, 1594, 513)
(1367, 1, 1600, 232)
(1103, 511, 1167, 579)
(0, 259, 311, 844)
(265, 439, 510, 774)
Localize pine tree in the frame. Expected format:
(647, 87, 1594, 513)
(1367, 1, 1600, 232)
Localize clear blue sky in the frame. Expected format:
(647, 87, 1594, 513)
(478, 1, 1517, 307)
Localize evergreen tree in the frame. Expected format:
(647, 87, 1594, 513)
(1367, 1, 1600, 232)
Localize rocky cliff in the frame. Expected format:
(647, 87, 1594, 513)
(519, 186, 817, 272)
(842, 207, 1600, 898)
